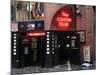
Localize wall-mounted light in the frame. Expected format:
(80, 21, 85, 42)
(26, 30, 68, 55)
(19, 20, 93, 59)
(47, 38, 50, 41)
(76, 5, 81, 16)
(14, 40, 16, 42)
(47, 45, 49, 47)
(66, 44, 70, 48)
(13, 34, 16, 36)
(46, 35, 49, 37)
(13, 49, 16, 51)
(46, 52, 50, 54)
(13, 46, 16, 48)
(47, 48, 50, 51)
(52, 51, 55, 54)
(47, 32, 50, 34)
(14, 43, 16, 45)
(47, 41, 49, 44)
(13, 52, 16, 55)
(67, 35, 70, 38)
(52, 48, 54, 50)
(13, 36, 16, 39)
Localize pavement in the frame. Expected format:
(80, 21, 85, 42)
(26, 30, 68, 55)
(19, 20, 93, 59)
(11, 64, 95, 75)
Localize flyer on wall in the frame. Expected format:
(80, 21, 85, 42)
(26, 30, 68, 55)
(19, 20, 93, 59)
(10, 0, 96, 75)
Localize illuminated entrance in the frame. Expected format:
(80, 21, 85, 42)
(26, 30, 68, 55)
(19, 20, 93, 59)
(11, 31, 81, 68)
(44, 31, 81, 67)
(11, 32, 46, 68)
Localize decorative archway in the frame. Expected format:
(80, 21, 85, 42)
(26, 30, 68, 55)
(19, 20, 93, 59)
(50, 5, 76, 30)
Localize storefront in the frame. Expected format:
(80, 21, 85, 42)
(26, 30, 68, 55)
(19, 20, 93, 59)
(11, 1, 95, 70)
(11, 31, 81, 68)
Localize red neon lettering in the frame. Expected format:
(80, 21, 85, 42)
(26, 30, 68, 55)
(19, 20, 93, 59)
(56, 17, 72, 22)
(61, 12, 69, 17)
(58, 22, 69, 26)
(28, 32, 45, 36)
(66, 18, 72, 22)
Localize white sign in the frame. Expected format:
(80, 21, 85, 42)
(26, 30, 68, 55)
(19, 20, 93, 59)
(83, 46, 91, 62)
(11, 22, 18, 32)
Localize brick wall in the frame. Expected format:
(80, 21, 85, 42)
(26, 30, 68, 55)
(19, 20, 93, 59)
(44, 4, 96, 63)
(76, 6, 95, 63)
(44, 3, 66, 30)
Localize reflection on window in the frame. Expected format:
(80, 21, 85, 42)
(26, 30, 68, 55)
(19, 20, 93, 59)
(15, 1, 44, 21)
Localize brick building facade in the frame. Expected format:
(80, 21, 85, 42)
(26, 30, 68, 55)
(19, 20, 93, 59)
(11, 1, 96, 68)
(43, 4, 95, 64)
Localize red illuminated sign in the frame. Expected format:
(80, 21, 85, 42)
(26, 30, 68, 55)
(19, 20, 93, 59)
(51, 6, 75, 30)
(56, 11, 72, 27)
(56, 17, 72, 22)
(27, 32, 45, 36)
(61, 12, 69, 17)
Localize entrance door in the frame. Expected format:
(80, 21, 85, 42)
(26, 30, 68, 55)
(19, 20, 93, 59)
(57, 32, 71, 65)
(19, 33, 33, 67)
(30, 37, 45, 66)
(19, 34, 45, 67)
(56, 31, 81, 65)
(70, 33, 81, 65)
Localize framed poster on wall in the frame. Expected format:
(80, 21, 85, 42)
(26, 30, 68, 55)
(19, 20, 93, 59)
(77, 30, 86, 43)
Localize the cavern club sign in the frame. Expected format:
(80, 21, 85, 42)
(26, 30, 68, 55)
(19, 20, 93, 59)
(52, 6, 74, 29)
(56, 12, 72, 27)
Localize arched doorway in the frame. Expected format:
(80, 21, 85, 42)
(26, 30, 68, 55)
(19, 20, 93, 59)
(50, 5, 76, 30)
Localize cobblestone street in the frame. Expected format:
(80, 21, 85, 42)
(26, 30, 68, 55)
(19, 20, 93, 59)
(11, 64, 95, 75)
